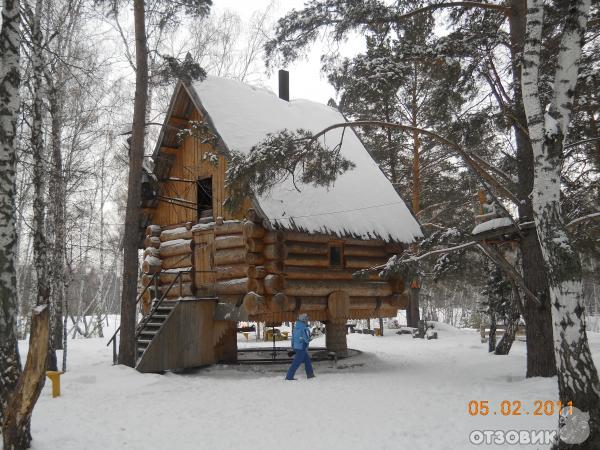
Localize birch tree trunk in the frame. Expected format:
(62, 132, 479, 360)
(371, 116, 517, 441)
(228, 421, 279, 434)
(0, 0, 23, 428)
(30, 0, 54, 370)
(522, 0, 600, 447)
(507, 0, 556, 378)
(119, 0, 148, 367)
(47, 86, 67, 352)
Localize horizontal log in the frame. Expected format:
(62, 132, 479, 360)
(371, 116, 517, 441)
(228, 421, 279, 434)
(350, 295, 403, 310)
(264, 243, 284, 260)
(159, 239, 193, 258)
(389, 278, 405, 293)
(144, 247, 160, 259)
(264, 274, 285, 294)
(215, 264, 247, 280)
(215, 221, 243, 236)
(243, 221, 266, 239)
(282, 266, 381, 281)
(264, 260, 283, 273)
(142, 256, 161, 274)
(144, 236, 161, 249)
(285, 242, 327, 256)
(214, 247, 246, 266)
(161, 253, 193, 270)
(145, 225, 161, 237)
(247, 265, 266, 279)
(160, 227, 193, 242)
(284, 231, 330, 244)
(246, 238, 264, 253)
(150, 281, 194, 299)
(344, 256, 388, 269)
(263, 231, 285, 244)
(215, 235, 245, 250)
(344, 245, 386, 258)
(215, 294, 243, 305)
(284, 254, 329, 267)
(159, 270, 192, 285)
(215, 278, 248, 295)
(161, 221, 192, 231)
(285, 279, 392, 297)
(245, 252, 265, 266)
(343, 237, 385, 247)
(385, 242, 404, 254)
(292, 297, 327, 311)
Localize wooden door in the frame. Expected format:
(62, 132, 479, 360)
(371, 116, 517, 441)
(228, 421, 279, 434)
(193, 228, 215, 296)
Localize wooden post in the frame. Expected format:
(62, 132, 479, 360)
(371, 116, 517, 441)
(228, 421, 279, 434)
(325, 322, 348, 358)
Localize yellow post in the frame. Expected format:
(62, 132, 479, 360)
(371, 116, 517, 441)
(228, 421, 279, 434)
(46, 371, 63, 398)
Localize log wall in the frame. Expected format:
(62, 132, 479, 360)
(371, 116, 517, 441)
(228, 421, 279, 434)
(141, 212, 408, 322)
(193, 219, 249, 302)
(141, 223, 194, 309)
(240, 210, 408, 322)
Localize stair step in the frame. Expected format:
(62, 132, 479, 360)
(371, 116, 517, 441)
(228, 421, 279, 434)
(150, 314, 169, 320)
(140, 330, 157, 337)
(138, 339, 152, 345)
(144, 322, 162, 327)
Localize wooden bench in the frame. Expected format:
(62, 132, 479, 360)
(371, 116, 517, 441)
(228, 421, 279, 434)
(480, 325, 526, 343)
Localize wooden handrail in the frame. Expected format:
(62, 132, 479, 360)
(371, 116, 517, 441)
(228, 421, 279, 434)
(135, 269, 189, 338)
(107, 272, 159, 347)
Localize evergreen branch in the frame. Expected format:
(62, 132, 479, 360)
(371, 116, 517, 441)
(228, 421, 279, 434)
(389, 1, 510, 21)
(566, 211, 600, 228)
(306, 120, 521, 205)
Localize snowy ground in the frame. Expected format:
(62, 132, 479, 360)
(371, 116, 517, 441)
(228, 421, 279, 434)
(21, 323, 600, 450)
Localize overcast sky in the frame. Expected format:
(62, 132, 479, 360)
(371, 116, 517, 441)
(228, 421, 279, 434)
(212, 0, 361, 104)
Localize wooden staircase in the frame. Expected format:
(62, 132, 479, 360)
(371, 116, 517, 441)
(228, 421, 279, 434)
(134, 295, 224, 373)
(136, 302, 177, 362)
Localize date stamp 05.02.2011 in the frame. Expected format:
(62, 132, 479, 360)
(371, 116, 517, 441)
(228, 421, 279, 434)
(468, 399, 572, 417)
(467, 401, 590, 446)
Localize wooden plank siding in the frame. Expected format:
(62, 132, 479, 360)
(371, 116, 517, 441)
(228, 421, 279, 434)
(150, 108, 241, 227)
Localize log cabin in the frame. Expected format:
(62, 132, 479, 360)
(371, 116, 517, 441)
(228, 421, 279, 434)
(135, 73, 423, 373)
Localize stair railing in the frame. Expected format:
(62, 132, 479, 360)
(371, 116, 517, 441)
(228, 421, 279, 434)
(106, 271, 159, 365)
(134, 270, 187, 340)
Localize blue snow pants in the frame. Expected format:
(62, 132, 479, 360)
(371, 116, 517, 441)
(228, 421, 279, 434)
(285, 349, 314, 379)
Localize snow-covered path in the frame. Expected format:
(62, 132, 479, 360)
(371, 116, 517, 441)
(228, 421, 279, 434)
(23, 324, 600, 450)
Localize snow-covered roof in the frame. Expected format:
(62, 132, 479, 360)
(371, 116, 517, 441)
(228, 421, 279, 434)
(471, 217, 513, 235)
(185, 76, 422, 244)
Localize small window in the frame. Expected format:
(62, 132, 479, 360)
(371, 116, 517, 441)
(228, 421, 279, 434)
(329, 244, 343, 267)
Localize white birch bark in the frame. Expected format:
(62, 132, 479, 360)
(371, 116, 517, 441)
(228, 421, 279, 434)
(522, 0, 600, 446)
(0, 0, 23, 425)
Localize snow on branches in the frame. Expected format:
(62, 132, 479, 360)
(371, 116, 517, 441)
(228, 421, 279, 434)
(225, 128, 354, 210)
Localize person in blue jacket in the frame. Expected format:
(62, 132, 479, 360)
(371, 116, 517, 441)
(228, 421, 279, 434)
(285, 313, 315, 380)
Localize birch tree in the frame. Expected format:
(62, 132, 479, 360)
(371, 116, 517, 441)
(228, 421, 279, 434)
(521, 0, 600, 446)
(0, 0, 24, 428)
